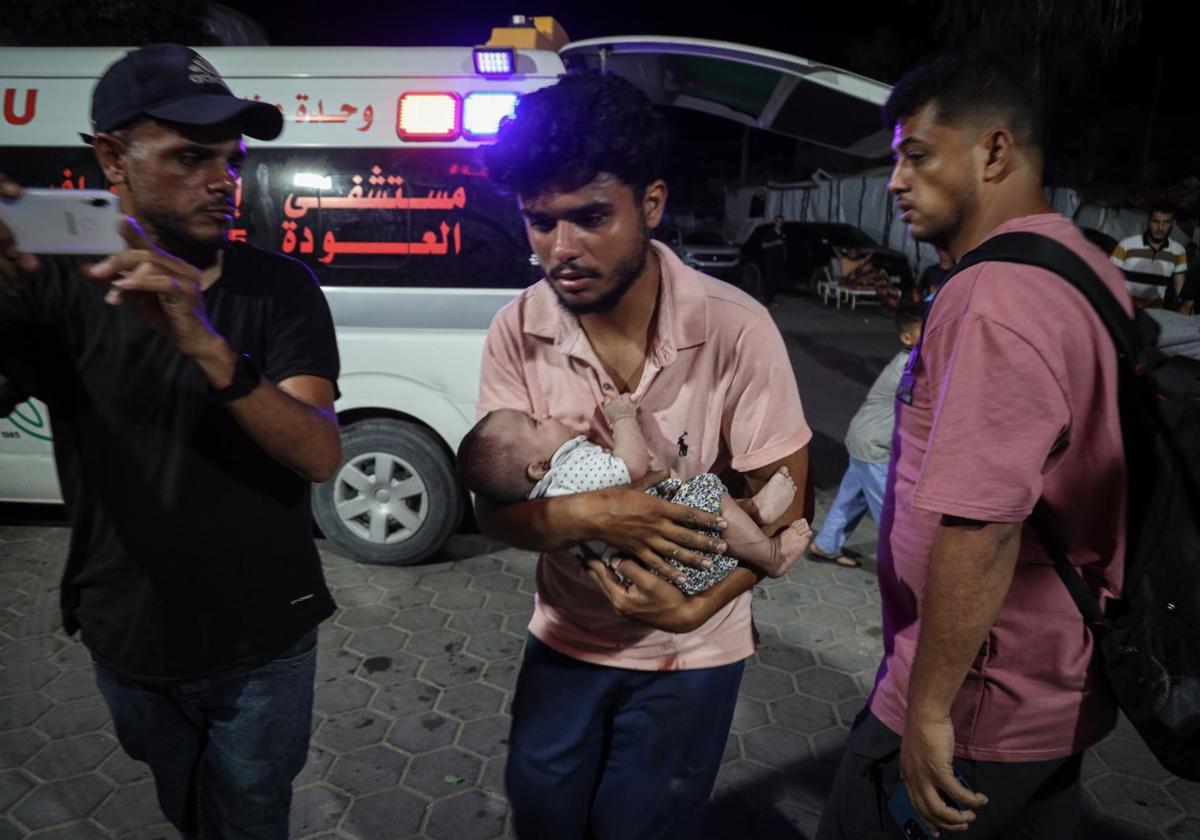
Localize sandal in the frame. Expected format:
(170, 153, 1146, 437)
(808, 546, 862, 568)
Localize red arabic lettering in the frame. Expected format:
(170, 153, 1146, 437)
(358, 104, 374, 132)
(3, 88, 37, 126)
(58, 169, 86, 189)
(317, 222, 462, 264)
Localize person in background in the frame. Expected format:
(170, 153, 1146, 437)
(1110, 203, 1189, 310)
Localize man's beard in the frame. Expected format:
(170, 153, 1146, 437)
(912, 180, 978, 249)
(550, 225, 650, 316)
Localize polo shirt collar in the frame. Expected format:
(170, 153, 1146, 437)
(521, 240, 710, 364)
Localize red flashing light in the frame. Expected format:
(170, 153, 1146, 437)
(397, 92, 461, 141)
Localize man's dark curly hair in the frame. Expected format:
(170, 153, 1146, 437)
(883, 51, 1043, 158)
(482, 71, 671, 199)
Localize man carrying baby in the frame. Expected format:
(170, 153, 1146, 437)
(471, 71, 814, 840)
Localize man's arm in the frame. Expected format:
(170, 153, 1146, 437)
(899, 516, 1018, 832)
(603, 395, 649, 481)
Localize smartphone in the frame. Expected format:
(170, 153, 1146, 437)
(0, 189, 124, 255)
(888, 772, 973, 840)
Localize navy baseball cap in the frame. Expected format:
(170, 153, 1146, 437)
(88, 44, 283, 141)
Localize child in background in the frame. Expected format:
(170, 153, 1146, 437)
(809, 303, 923, 568)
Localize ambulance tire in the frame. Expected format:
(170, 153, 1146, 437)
(313, 419, 463, 566)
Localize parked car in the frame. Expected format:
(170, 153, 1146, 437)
(656, 226, 741, 282)
(739, 222, 914, 298)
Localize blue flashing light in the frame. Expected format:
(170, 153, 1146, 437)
(473, 48, 515, 76)
(463, 92, 519, 139)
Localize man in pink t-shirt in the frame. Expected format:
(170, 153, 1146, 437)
(472, 73, 812, 840)
(818, 53, 1128, 840)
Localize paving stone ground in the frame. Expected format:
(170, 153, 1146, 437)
(2, 296, 1196, 838)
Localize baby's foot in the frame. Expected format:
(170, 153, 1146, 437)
(764, 518, 813, 578)
(748, 467, 796, 524)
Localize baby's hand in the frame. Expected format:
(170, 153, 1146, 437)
(603, 394, 637, 426)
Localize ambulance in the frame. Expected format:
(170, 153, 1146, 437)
(0, 17, 892, 565)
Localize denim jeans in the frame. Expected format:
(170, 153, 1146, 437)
(93, 629, 318, 840)
(813, 457, 889, 556)
(506, 636, 745, 840)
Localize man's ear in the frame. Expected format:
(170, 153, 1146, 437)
(980, 126, 1017, 183)
(526, 460, 550, 482)
(92, 133, 129, 187)
(642, 179, 668, 230)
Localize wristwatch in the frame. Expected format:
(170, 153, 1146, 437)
(212, 352, 262, 403)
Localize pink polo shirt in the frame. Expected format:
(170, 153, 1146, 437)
(477, 241, 811, 671)
(869, 214, 1129, 761)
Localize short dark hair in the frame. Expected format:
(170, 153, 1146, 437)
(456, 412, 531, 503)
(883, 51, 1042, 153)
(482, 71, 670, 199)
(1148, 202, 1176, 218)
(895, 300, 924, 334)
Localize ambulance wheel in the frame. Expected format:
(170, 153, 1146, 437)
(313, 419, 463, 566)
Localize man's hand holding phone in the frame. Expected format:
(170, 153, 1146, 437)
(0, 176, 42, 295)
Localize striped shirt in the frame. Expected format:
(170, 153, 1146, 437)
(1110, 232, 1188, 300)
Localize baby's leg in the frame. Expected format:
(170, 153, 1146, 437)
(741, 466, 796, 525)
(720, 492, 812, 578)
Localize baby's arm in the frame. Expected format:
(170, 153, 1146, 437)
(603, 395, 650, 482)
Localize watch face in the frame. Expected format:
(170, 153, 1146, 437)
(218, 353, 261, 401)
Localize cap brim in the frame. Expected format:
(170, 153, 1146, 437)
(145, 94, 284, 141)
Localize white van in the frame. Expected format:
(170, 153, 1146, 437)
(0, 22, 891, 565)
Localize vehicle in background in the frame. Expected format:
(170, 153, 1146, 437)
(739, 221, 913, 298)
(655, 226, 741, 282)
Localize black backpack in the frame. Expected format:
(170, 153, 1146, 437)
(949, 231, 1200, 780)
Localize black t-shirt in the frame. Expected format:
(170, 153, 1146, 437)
(0, 243, 339, 681)
(762, 227, 786, 265)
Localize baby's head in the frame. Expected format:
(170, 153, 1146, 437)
(895, 301, 924, 349)
(457, 409, 576, 502)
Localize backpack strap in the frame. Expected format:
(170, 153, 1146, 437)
(949, 232, 1143, 629)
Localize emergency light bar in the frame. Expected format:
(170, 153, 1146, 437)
(462, 92, 519, 139)
(473, 47, 516, 76)
(397, 92, 462, 140)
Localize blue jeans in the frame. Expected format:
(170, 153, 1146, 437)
(813, 457, 889, 556)
(93, 630, 318, 840)
(506, 636, 745, 840)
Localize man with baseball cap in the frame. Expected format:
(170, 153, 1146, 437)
(0, 45, 341, 838)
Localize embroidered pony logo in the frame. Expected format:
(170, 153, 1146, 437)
(677, 431, 689, 457)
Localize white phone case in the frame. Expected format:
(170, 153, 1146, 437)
(0, 189, 125, 255)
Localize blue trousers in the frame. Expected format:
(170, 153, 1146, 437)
(93, 630, 318, 840)
(506, 636, 745, 840)
(813, 457, 889, 556)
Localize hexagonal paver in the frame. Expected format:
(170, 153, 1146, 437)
(426, 790, 507, 840)
(743, 724, 812, 769)
(739, 665, 794, 702)
(388, 711, 459, 754)
(295, 746, 336, 787)
(0, 691, 52, 729)
(313, 677, 374, 716)
(313, 709, 390, 752)
(482, 592, 533, 615)
(404, 746, 482, 798)
(92, 779, 164, 833)
(0, 661, 60, 693)
(767, 582, 820, 606)
(1166, 778, 1200, 817)
(97, 748, 151, 786)
(12, 773, 114, 829)
(0, 636, 63, 667)
(42, 666, 97, 703)
(449, 610, 505, 635)
(384, 586, 435, 609)
(467, 631, 525, 662)
(325, 744, 409, 797)
(288, 783, 349, 836)
(818, 583, 869, 608)
(478, 754, 506, 795)
(1094, 736, 1175, 785)
(771, 694, 839, 734)
(1167, 817, 1200, 839)
(355, 652, 421, 685)
(335, 604, 396, 630)
(750, 600, 799, 628)
(421, 653, 485, 688)
(836, 697, 867, 728)
(1089, 774, 1183, 829)
(23, 822, 108, 840)
(419, 570, 472, 592)
(0, 769, 33, 811)
(757, 643, 816, 674)
(482, 659, 521, 693)
(31, 697, 110, 741)
(317, 623, 350, 651)
(346, 626, 410, 657)
(459, 715, 510, 758)
(315, 649, 363, 684)
(471, 572, 521, 593)
(0, 729, 47, 769)
(405, 628, 467, 658)
(341, 787, 427, 837)
(324, 565, 373, 588)
(730, 695, 769, 734)
(711, 758, 785, 805)
(817, 642, 880, 675)
(25, 732, 116, 781)
(371, 680, 441, 718)
(795, 666, 861, 703)
(0, 609, 61, 639)
(392, 605, 450, 632)
(334, 584, 386, 607)
(439, 683, 504, 721)
(433, 590, 487, 611)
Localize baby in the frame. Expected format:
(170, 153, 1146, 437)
(457, 395, 813, 594)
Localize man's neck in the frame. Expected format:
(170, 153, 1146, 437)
(946, 184, 1054, 261)
(579, 247, 662, 349)
(1146, 232, 1166, 250)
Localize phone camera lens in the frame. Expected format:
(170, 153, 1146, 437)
(88, 198, 108, 208)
